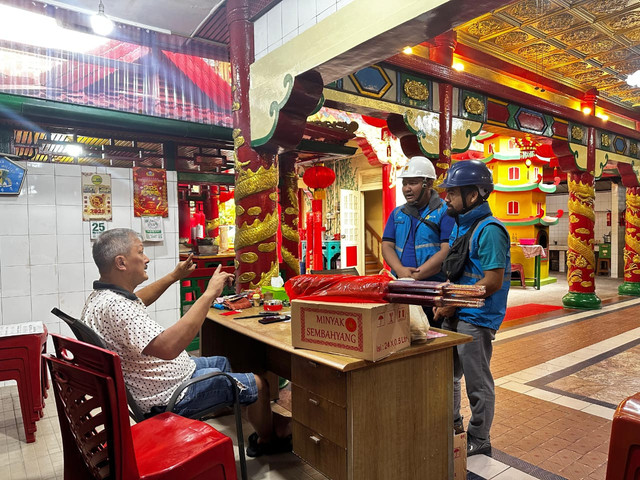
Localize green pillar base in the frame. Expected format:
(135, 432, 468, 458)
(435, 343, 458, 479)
(618, 282, 640, 296)
(562, 292, 601, 309)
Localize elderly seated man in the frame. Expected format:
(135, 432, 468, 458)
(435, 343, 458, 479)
(82, 228, 291, 457)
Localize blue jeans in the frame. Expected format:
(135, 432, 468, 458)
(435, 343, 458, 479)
(173, 356, 258, 418)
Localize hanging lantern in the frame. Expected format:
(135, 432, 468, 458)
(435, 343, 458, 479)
(219, 189, 234, 203)
(303, 164, 336, 199)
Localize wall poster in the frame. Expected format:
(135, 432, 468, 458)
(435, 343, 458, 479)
(133, 167, 168, 218)
(82, 173, 112, 221)
(0, 156, 26, 195)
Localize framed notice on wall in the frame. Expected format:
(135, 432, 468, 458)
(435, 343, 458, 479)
(0, 156, 26, 195)
(82, 173, 112, 221)
(133, 167, 168, 218)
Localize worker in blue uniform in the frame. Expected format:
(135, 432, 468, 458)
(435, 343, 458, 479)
(434, 160, 511, 457)
(382, 156, 454, 327)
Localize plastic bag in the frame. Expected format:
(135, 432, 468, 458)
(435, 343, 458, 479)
(409, 304, 430, 343)
(285, 274, 391, 303)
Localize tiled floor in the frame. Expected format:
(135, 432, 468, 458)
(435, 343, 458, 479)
(0, 272, 635, 479)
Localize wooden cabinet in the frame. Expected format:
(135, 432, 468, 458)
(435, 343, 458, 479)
(291, 357, 347, 477)
(202, 308, 471, 480)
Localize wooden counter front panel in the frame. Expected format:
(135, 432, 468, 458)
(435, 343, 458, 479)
(291, 356, 347, 407)
(293, 421, 347, 480)
(347, 348, 453, 480)
(291, 384, 347, 448)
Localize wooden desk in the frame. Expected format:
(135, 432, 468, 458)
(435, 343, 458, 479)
(202, 307, 470, 480)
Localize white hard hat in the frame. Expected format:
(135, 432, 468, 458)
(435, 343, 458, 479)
(397, 156, 436, 180)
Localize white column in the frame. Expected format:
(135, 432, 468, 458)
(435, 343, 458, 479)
(611, 183, 621, 278)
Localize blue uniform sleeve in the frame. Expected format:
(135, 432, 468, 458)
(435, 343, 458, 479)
(439, 214, 455, 243)
(382, 211, 397, 242)
(477, 224, 509, 271)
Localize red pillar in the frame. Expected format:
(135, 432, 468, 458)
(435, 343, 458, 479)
(438, 82, 453, 190)
(562, 126, 601, 309)
(430, 31, 456, 191)
(178, 189, 191, 240)
(228, 0, 279, 291)
(312, 199, 323, 270)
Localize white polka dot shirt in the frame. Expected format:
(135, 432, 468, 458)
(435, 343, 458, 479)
(81, 282, 196, 413)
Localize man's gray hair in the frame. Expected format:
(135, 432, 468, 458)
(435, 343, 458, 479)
(93, 228, 140, 274)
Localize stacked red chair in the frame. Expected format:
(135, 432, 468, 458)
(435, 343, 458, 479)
(607, 392, 640, 480)
(0, 325, 48, 443)
(45, 333, 239, 480)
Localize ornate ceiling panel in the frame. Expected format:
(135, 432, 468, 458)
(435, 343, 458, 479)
(455, 0, 640, 108)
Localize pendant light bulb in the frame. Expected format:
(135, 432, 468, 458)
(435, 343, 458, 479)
(91, 0, 114, 36)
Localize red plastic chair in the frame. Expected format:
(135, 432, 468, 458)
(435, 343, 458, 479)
(45, 334, 238, 480)
(606, 392, 640, 480)
(0, 326, 48, 442)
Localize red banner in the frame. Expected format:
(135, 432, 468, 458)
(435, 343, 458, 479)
(133, 167, 168, 217)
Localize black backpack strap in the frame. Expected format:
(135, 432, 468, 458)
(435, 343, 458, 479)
(402, 204, 441, 236)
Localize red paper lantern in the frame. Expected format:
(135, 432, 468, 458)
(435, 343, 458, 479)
(219, 190, 234, 203)
(303, 165, 336, 189)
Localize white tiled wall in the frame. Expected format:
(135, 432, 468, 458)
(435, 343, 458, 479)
(0, 162, 180, 354)
(254, 0, 356, 60)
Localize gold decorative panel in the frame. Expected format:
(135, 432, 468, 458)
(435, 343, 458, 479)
(624, 30, 640, 42)
(582, 0, 630, 15)
(575, 38, 619, 55)
(517, 43, 554, 59)
(608, 11, 640, 31)
(505, 0, 555, 22)
(534, 13, 578, 34)
(553, 62, 594, 76)
(542, 53, 577, 67)
(574, 71, 607, 83)
(594, 50, 631, 64)
(493, 31, 530, 48)
(556, 27, 599, 45)
(465, 18, 511, 38)
(590, 77, 623, 89)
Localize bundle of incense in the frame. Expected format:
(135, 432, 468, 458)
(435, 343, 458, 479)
(384, 293, 485, 308)
(388, 280, 485, 298)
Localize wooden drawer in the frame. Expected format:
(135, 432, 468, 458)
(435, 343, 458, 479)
(293, 420, 346, 480)
(291, 356, 346, 406)
(291, 383, 347, 448)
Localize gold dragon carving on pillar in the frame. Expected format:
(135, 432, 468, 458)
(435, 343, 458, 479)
(566, 173, 596, 292)
(624, 186, 640, 283)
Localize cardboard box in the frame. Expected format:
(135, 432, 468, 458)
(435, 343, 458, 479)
(453, 432, 467, 479)
(291, 300, 410, 361)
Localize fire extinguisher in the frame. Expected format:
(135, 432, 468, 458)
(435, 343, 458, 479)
(620, 209, 626, 226)
(606, 211, 611, 226)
